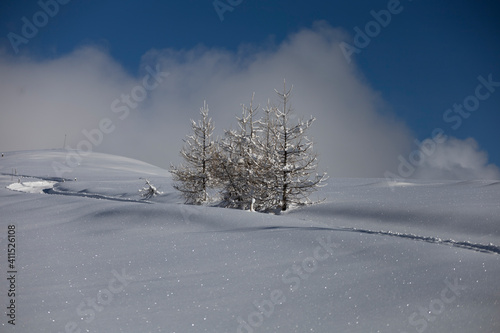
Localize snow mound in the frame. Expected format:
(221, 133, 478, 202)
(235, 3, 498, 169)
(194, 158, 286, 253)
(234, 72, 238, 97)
(6, 180, 56, 194)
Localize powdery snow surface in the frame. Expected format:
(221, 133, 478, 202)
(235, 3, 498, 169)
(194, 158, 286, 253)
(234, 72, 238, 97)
(0, 150, 499, 333)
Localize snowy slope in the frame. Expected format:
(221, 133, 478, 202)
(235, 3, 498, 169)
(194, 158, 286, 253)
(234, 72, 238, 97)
(0, 150, 499, 333)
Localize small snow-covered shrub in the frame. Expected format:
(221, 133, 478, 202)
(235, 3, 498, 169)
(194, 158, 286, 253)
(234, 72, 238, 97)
(139, 179, 162, 199)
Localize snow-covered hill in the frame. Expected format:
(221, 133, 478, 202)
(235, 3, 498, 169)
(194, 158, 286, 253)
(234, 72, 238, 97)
(1, 150, 499, 332)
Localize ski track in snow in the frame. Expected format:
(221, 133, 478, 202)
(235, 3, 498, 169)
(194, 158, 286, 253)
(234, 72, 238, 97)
(5, 175, 500, 255)
(341, 227, 500, 255)
(43, 187, 153, 204)
(3, 173, 153, 204)
(218, 225, 500, 255)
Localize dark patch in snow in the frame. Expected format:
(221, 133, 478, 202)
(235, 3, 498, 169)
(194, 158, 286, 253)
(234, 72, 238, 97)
(483, 181, 500, 187)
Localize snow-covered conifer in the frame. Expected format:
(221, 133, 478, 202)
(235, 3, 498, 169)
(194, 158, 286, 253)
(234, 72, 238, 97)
(267, 81, 328, 211)
(170, 102, 217, 204)
(217, 94, 262, 210)
(171, 83, 327, 212)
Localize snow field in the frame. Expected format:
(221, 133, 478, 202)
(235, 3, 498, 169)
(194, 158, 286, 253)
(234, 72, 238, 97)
(0, 150, 499, 332)
(236, 234, 339, 332)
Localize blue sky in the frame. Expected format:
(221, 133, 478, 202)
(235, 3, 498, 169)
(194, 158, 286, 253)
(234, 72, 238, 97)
(0, 0, 499, 179)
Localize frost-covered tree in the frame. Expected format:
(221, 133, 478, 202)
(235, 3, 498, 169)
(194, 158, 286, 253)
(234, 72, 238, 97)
(171, 83, 327, 212)
(267, 82, 328, 211)
(216, 94, 262, 210)
(253, 100, 282, 211)
(170, 101, 217, 204)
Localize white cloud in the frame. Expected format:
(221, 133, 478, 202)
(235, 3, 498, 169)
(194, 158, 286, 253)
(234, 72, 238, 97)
(414, 137, 500, 180)
(123, 21, 414, 176)
(5, 21, 497, 179)
(0, 45, 135, 153)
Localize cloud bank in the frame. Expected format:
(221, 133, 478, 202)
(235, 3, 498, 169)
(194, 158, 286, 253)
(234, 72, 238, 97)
(413, 137, 500, 180)
(0, 21, 497, 180)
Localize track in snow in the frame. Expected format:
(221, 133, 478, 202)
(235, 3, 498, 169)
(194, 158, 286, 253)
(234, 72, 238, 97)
(42, 187, 153, 204)
(6, 174, 499, 255)
(4, 174, 152, 204)
(221, 225, 500, 255)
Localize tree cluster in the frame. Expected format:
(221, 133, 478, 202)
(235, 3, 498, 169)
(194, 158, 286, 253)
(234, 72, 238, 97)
(170, 83, 327, 212)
